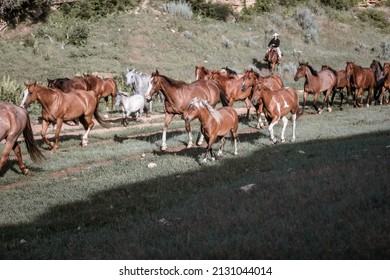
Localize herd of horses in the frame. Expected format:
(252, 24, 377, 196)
(1, 59, 390, 175)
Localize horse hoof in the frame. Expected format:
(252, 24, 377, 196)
(281, 139, 286, 143)
(328, 107, 332, 113)
(211, 157, 216, 161)
(22, 168, 29, 175)
(187, 142, 193, 148)
(161, 145, 167, 151)
(197, 141, 203, 146)
(217, 150, 223, 156)
(291, 138, 296, 143)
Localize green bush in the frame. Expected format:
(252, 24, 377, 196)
(164, 1, 193, 19)
(0, 76, 24, 104)
(319, 0, 360, 10)
(0, 0, 51, 26)
(186, 0, 233, 21)
(66, 21, 90, 46)
(357, 9, 390, 32)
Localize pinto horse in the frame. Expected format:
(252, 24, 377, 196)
(0, 102, 45, 175)
(380, 62, 390, 105)
(183, 98, 238, 163)
(294, 62, 337, 114)
(251, 86, 298, 144)
(241, 68, 284, 128)
(144, 70, 224, 150)
(345, 62, 375, 107)
(321, 65, 351, 109)
(83, 74, 118, 113)
(209, 70, 252, 119)
(21, 82, 109, 152)
(265, 47, 279, 72)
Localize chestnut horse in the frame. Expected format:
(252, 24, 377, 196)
(251, 86, 298, 144)
(83, 74, 118, 113)
(183, 98, 238, 163)
(47, 76, 89, 92)
(345, 61, 375, 107)
(380, 62, 390, 105)
(209, 70, 253, 119)
(20, 82, 109, 152)
(195, 66, 241, 81)
(321, 65, 351, 109)
(144, 70, 224, 150)
(0, 102, 45, 175)
(241, 68, 284, 128)
(265, 47, 279, 72)
(294, 62, 337, 114)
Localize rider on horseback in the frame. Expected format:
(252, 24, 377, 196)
(265, 33, 282, 63)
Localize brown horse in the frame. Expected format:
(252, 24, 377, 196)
(294, 62, 337, 114)
(370, 59, 385, 103)
(209, 70, 253, 119)
(241, 68, 284, 128)
(265, 47, 279, 72)
(380, 62, 390, 105)
(183, 98, 238, 163)
(144, 70, 224, 150)
(0, 102, 45, 175)
(83, 74, 118, 113)
(20, 82, 109, 152)
(195, 66, 241, 81)
(47, 76, 89, 92)
(345, 61, 375, 107)
(251, 86, 298, 144)
(321, 65, 351, 109)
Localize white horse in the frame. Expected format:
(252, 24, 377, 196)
(115, 92, 148, 126)
(126, 69, 155, 112)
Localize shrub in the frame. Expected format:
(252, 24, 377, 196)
(222, 39, 233, 48)
(319, 0, 360, 10)
(357, 9, 390, 32)
(377, 41, 390, 60)
(66, 21, 90, 46)
(0, 0, 51, 26)
(0, 76, 24, 104)
(294, 8, 319, 43)
(186, 0, 233, 21)
(164, 1, 193, 20)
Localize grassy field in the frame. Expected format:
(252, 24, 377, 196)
(1, 2, 390, 259)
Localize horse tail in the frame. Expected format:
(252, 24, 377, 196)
(22, 113, 45, 163)
(216, 83, 229, 106)
(94, 107, 111, 128)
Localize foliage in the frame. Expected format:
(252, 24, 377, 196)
(357, 9, 390, 32)
(0, 0, 51, 26)
(164, 1, 193, 20)
(0, 76, 24, 104)
(377, 41, 390, 60)
(294, 8, 319, 43)
(319, 0, 360, 10)
(58, 0, 139, 20)
(186, 0, 233, 21)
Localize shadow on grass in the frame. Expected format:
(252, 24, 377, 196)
(1, 130, 390, 259)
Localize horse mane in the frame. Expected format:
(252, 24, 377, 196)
(201, 99, 221, 124)
(161, 75, 187, 88)
(221, 66, 237, 76)
(322, 65, 338, 77)
(306, 63, 318, 76)
(371, 60, 383, 71)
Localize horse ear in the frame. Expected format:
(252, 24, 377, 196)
(155, 69, 159, 75)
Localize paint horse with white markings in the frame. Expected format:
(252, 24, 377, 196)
(183, 98, 238, 163)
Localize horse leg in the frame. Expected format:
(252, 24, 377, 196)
(324, 89, 332, 112)
(52, 119, 64, 152)
(280, 116, 288, 143)
(268, 118, 279, 144)
(185, 120, 194, 149)
(366, 87, 373, 107)
(79, 116, 94, 147)
(291, 113, 297, 142)
(13, 142, 29, 175)
(41, 120, 54, 150)
(217, 136, 226, 156)
(197, 131, 204, 146)
(301, 92, 308, 115)
(379, 87, 386, 105)
(313, 92, 321, 114)
(244, 97, 251, 119)
(161, 114, 174, 151)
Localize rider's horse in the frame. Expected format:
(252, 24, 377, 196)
(265, 47, 279, 72)
(250, 86, 298, 144)
(0, 101, 44, 175)
(83, 74, 118, 113)
(241, 68, 284, 128)
(345, 62, 375, 107)
(21, 82, 109, 152)
(294, 62, 337, 114)
(144, 70, 224, 150)
(183, 98, 238, 163)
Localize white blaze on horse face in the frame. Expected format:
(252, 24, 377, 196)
(144, 78, 154, 100)
(20, 89, 29, 108)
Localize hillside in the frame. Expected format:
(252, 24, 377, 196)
(0, 1, 389, 91)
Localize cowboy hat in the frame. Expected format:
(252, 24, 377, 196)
(273, 33, 279, 37)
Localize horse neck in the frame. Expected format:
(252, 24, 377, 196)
(36, 86, 59, 110)
(158, 76, 184, 103)
(197, 106, 218, 129)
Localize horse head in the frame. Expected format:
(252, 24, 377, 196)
(20, 82, 38, 109)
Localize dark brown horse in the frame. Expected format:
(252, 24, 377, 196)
(241, 68, 284, 128)
(345, 61, 375, 107)
(0, 102, 45, 175)
(321, 65, 351, 109)
(380, 62, 390, 105)
(209, 70, 253, 119)
(83, 74, 118, 113)
(47, 76, 89, 92)
(370, 59, 385, 103)
(251, 86, 298, 144)
(144, 70, 224, 150)
(265, 47, 279, 72)
(195, 66, 241, 81)
(183, 98, 238, 163)
(20, 82, 109, 152)
(294, 62, 337, 114)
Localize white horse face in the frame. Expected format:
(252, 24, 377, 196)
(20, 89, 30, 109)
(126, 70, 136, 86)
